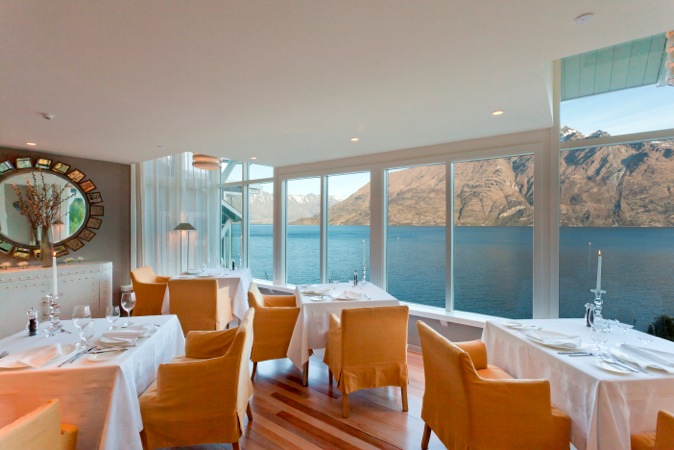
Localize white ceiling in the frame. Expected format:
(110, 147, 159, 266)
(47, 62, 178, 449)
(1, 1, 672, 167)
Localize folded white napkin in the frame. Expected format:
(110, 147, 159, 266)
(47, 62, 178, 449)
(99, 326, 151, 347)
(622, 344, 674, 368)
(0, 344, 75, 369)
(614, 346, 674, 373)
(300, 285, 332, 295)
(335, 290, 364, 301)
(524, 330, 582, 349)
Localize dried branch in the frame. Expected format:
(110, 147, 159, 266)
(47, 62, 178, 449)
(12, 171, 76, 228)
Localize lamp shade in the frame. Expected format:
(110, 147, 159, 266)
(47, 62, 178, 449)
(192, 154, 221, 170)
(174, 223, 196, 231)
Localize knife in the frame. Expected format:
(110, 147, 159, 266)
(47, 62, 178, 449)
(0, 351, 8, 359)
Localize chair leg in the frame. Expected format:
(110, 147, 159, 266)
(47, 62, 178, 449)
(247, 402, 253, 421)
(342, 392, 349, 418)
(328, 370, 333, 385)
(401, 384, 408, 412)
(251, 362, 257, 381)
(232, 441, 240, 450)
(421, 424, 431, 449)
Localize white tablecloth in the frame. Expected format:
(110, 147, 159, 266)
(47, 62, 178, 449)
(161, 268, 253, 320)
(482, 319, 674, 450)
(287, 282, 399, 370)
(0, 315, 185, 450)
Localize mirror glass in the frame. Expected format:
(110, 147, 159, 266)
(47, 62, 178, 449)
(0, 171, 87, 247)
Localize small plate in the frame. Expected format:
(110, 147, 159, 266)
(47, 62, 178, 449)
(309, 296, 328, 302)
(594, 359, 633, 374)
(87, 350, 125, 362)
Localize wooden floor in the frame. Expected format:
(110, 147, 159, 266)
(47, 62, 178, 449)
(166, 349, 445, 450)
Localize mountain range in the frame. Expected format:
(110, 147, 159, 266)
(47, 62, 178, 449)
(250, 128, 674, 227)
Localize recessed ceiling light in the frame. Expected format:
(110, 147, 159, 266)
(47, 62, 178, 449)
(574, 13, 594, 25)
(250, 156, 257, 160)
(350, 137, 359, 142)
(26, 142, 37, 146)
(492, 110, 504, 116)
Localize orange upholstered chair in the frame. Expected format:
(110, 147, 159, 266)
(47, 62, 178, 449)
(631, 410, 674, 450)
(0, 399, 78, 450)
(130, 266, 170, 316)
(416, 320, 570, 450)
(247, 283, 299, 380)
(139, 308, 254, 450)
(168, 278, 232, 335)
(324, 305, 409, 418)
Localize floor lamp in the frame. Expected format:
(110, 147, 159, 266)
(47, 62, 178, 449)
(174, 223, 196, 273)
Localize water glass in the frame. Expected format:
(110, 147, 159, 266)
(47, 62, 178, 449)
(106, 305, 120, 329)
(72, 305, 92, 347)
(120, 292, 136, 326)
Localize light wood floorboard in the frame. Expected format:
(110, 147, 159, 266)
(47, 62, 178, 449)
(160, 349, 445, 450)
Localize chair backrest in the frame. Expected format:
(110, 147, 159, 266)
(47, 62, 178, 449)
(247, 282, 264, 307)
(417, 320, 471, 448)
(131, 266, 158, 283)
(130, 266, 168, 316)
(655, 410, 674, 450)
(340, 305, 409, 366)
(169, 278, 230, 334)
(235, 308, 255, 414)
(0, 399, 63, 450)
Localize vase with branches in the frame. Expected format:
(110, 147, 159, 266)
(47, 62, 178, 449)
(12, 171, 75, 266)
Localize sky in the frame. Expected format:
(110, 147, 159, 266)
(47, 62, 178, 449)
(561, 85, 674, 136)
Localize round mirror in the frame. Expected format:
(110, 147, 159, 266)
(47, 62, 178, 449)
(0, 170, 88, 247)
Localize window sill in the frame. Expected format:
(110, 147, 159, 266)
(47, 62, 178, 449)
(403, 302, 502, 329)
(254, 279, 502, 329)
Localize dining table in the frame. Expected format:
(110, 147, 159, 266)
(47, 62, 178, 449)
(0, 314, 185, 450)
(286, 282, 399, 385)
(161, 267, 253, 320)
(482, 318, 674, 450)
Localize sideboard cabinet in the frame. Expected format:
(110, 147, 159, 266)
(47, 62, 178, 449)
(0, 261, 112, 338)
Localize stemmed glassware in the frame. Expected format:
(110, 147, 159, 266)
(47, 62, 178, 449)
(330, 271, 340, 297)
(72, 305, 92, 348)
(591, 317, 611, 353)
(120, 292, 136, 327)
(634, 329, 654, 348)
(612, 319, 633, 345)
(106, 305, 120, 329)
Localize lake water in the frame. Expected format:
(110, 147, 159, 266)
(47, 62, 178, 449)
(248, 224, 674, 331)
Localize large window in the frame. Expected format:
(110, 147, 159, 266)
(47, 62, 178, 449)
(386, 164, 446, 307)
(559, 138, 674, 330)
(286, 177, 321, 284)
(249, 182, 273, 281)
(453, 155, 534, 318)
(559, 34, 674, 330)
(327, 172, 370, 283)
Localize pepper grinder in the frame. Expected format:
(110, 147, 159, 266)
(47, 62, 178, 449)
(353, 270, 358, 287)
(27, 307, 38, 336)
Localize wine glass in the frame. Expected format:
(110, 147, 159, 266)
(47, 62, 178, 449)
(634, 329, 654, 348)
(331, 272, 340, 296)
(72, 305, 92, 347)
(591, 318, 611, 353)
(612, 319, 633, 345)
(106, 305, 120, 329)
(120, 292, 136, 326)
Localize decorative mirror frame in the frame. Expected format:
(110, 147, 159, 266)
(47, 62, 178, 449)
(0, 156, 104, 259)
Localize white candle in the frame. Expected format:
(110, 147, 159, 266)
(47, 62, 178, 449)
(595, 250, 602, 292)
(51, 252, 58, 296)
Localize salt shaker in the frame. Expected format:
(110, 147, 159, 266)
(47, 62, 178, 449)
(27, 307, 38, 336)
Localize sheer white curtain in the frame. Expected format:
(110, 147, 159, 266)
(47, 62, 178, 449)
(135, 153, 220, 276)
